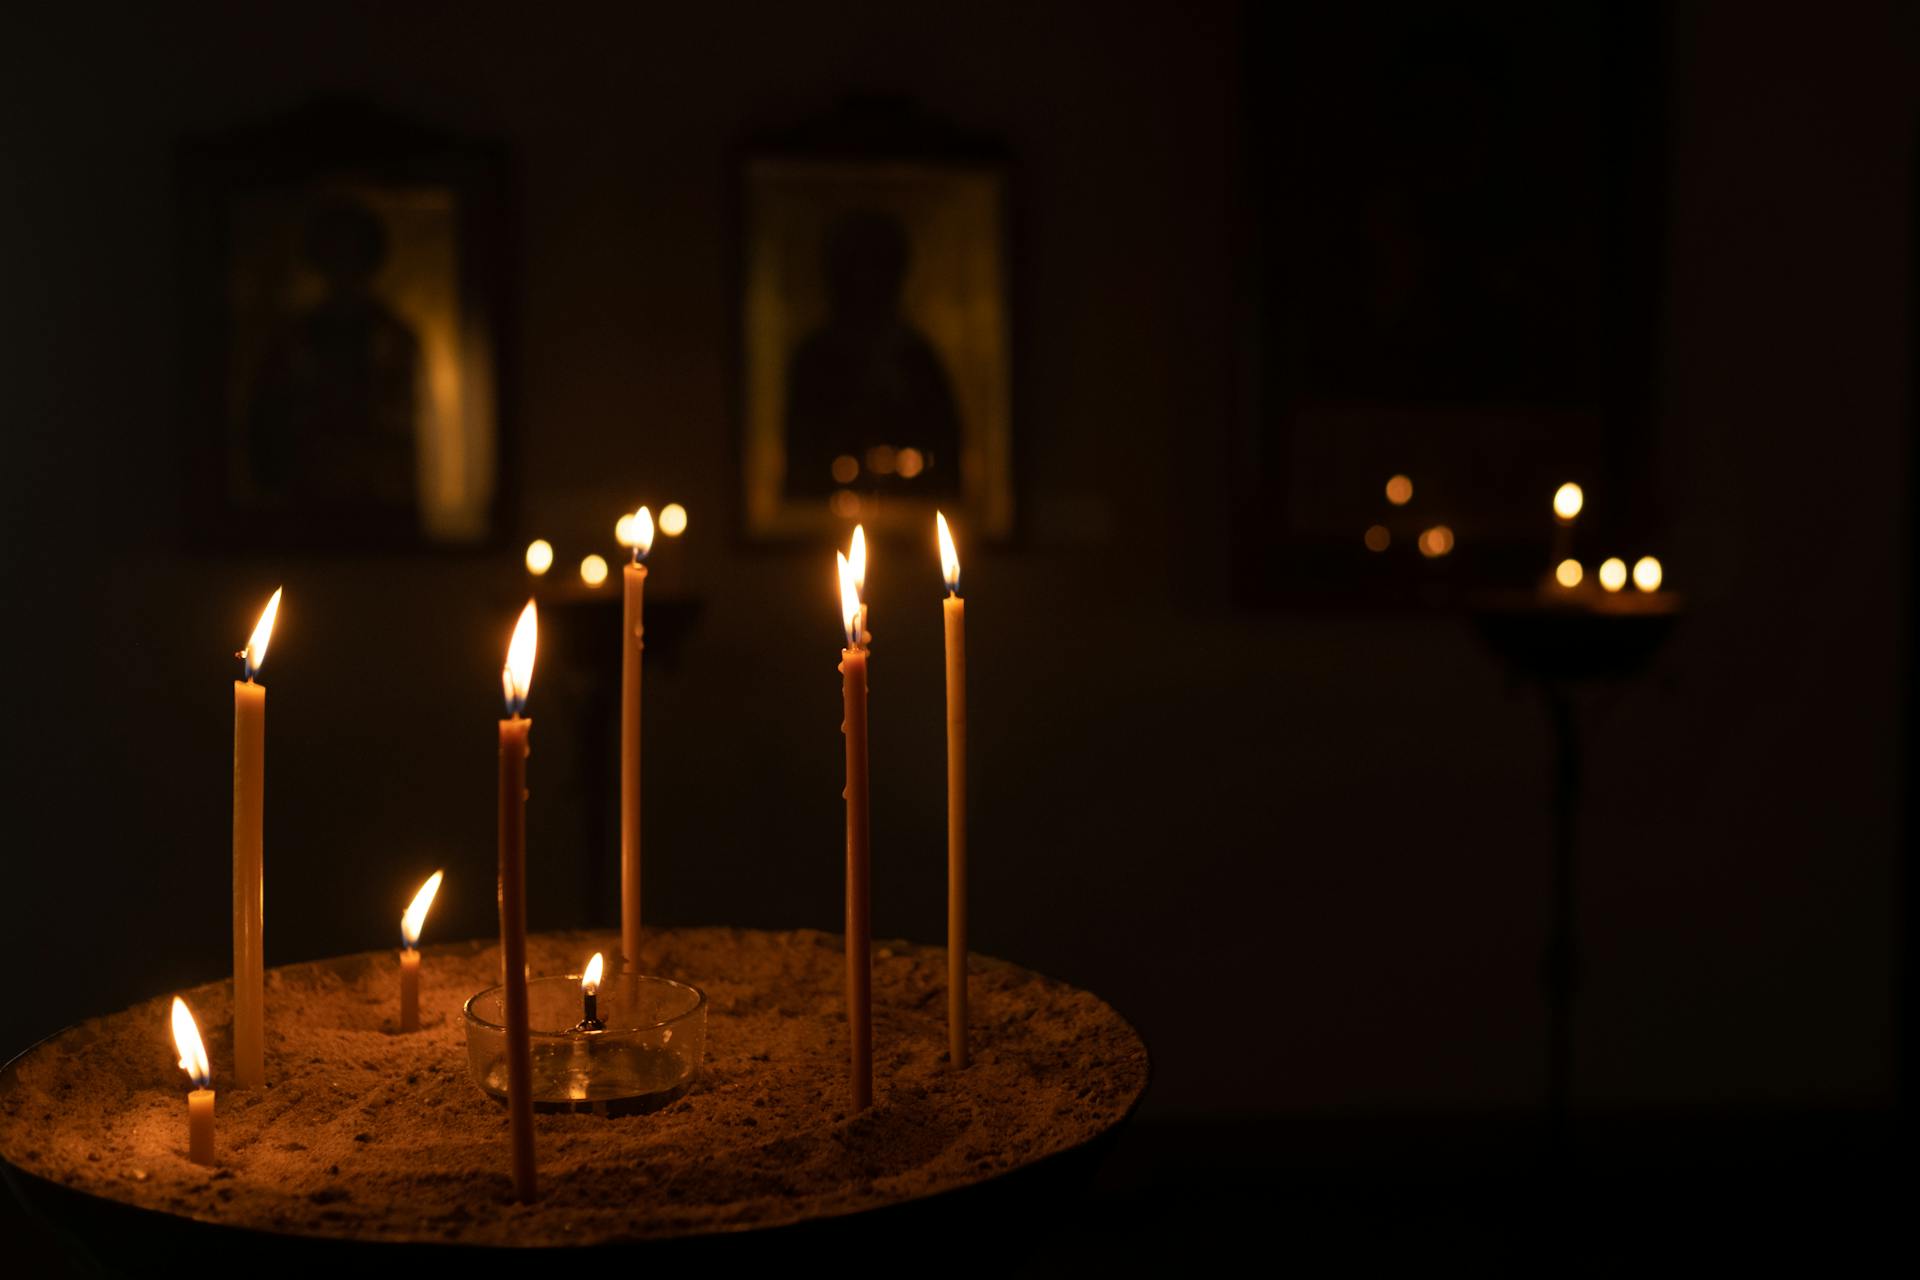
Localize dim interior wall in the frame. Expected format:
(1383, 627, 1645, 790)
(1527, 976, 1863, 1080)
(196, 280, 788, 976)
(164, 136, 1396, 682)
(0, 1, 1908, 1132)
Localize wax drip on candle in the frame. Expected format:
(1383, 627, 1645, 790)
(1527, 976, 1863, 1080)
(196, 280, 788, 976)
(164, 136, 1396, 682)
(237, 587, 283, 682)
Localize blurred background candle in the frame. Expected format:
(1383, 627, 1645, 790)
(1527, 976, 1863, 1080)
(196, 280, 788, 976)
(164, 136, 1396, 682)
(498, 601, 539, 1201)
(232, 586, 280, 1091)
(620, 506, 653, 973)
(837, 549, 872, 1112)
(398, 870, 443, 1033)
(936, 513, 968, 1068)
(170, 996, 214, 1166)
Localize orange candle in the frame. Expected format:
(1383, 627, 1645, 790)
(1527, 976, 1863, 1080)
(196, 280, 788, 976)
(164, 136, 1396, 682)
(232, 587, 280, 1091)
(620, 506, 654, 974)
(171, 997, 215, 1166)
(837, 549, 873, 1112)
(936, 513, 968, 1068)
(498, 601, 539, 1201)
(399, 870, 443, 1033)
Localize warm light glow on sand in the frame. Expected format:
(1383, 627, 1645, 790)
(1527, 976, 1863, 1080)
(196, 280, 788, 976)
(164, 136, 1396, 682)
(659, 503, 688, 536)
(1418, 526, 1455, 558)
(1633, 556, 1663, 593)
(580, 554, 609, 587)
(401, 871, 444, 948)
(1553, 482, 1584, 522)
(1598, 557, 1627, 592)
(1385, 475, 1413, 506)
(525, 539, 553, 575)
(1364, 524, 1391, 552)
(1555, 559, 1584, 588)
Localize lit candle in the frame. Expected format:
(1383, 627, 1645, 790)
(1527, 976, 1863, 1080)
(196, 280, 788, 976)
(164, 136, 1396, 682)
(1551, 482, 1583, 570)
(837, 548, 873, 1112)
(848, 524, 870, 645)
(580, 951, 605, 1030)
(398, 870, 443, 1033)
(936, 513, 969, 1068)
(619, 506, 654, 974)
(498, 601, 539, 1202)
(1598, 557, 1628, 593)
(170, 997, 215, 1166)
(232, 587, 280, 1091)
(1632, 556, 1663, 593)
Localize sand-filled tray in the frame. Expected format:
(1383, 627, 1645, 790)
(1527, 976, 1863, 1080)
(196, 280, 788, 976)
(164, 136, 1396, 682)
(0, 927, 1146, 1255)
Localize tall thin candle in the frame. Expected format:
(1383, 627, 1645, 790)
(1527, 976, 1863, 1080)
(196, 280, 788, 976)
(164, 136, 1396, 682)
(620, 506, 654, 974)
(232, 586, 280, 1091)
(837, 549, 873, 1112)
(936, 513, 968, 1068)
(498, 601, 539, 1202)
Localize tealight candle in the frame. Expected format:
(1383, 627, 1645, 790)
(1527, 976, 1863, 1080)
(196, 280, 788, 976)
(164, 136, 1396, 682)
(232, 587, 281, 1091)
(399, 870, 443, 1033)
(170, 996, 215, 1166)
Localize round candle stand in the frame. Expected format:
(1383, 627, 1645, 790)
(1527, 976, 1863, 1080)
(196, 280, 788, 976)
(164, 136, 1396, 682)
(0, 928, 1146, 1261)
(1469, 588, 1685, 1166)
(465, 973, 705, 1115)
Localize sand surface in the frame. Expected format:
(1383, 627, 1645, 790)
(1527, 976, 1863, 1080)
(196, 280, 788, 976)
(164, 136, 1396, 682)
(0, 928, 1146, 1245)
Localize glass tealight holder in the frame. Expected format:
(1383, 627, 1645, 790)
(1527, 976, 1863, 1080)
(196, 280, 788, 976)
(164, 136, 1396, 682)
(464, 973, 706, 1115)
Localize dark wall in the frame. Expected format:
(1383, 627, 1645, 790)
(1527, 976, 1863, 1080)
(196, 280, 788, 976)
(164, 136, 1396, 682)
(0, 0, 1910, 1151)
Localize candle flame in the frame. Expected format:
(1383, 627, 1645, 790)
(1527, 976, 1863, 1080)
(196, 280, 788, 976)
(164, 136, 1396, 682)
(1598, 557, 1628, 592)
(503, 600, 538, 715)
(659, 503, 688, 537)
(837, 551, 862, 649)
(400, 870, 443, 948)
(1555, 558, 1584, 589)
(242, 587, 283, 681)
(1633, 556, 1663, 593)
(936, 511, 961, 595)
(621, 506, 655, 562)
(171, 996, 210, 1089)
(1553, 482, 1584, 522)
(848, 525, 867, 596)
(582, 952, 604, 996)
